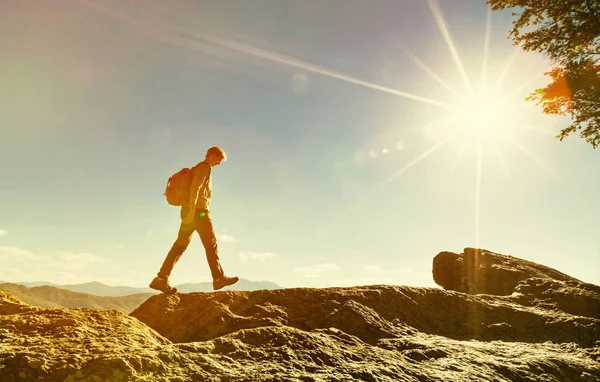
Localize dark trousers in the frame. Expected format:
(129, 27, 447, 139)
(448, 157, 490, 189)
(158, 207, 224, 280)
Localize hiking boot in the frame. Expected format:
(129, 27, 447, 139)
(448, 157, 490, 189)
(149, 276, 177, 294)
(213, 276, 239, 291)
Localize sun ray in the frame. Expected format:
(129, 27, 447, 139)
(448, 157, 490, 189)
(505, 134, 558, 178)
(82, 1, 451, 109)
(426, 0, 473, 94)
(494, 145, 510, 176)
(523, 123, 556, 137)
(173, 29, 452, 109)
(474, 139, 484, 249)
(398, 44, 461, 97)
(495, 48, 520, 89)
(481, 8, 493, 89)
(508, 71, 546, 97)
(374, 128, 462, 192)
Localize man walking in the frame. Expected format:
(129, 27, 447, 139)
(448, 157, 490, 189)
(150, 146, 238, 294)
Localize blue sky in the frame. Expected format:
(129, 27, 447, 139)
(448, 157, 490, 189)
(1, 0, 598, 289)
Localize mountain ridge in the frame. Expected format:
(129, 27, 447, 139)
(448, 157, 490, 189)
(0, 283, 153, 314)
(3, 278, 282, 297)
(0, 279, 282, 314)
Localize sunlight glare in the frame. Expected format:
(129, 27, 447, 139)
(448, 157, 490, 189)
(399, 44, 460, 97)
(481, 8, 492, 88)
(427, 0, 473, 94)
(474, 140, 484, 248)
(494, 145, 510, 175)
(450, 134, 474, 173)
(449, 87, 523, 140)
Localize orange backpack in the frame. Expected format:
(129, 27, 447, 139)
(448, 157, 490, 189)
(163, 162, 210, 206)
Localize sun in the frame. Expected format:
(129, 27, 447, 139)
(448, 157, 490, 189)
(321, 1, 552, 241)
(445, 85, 527, 141)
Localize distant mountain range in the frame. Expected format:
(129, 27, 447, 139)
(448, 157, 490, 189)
(2, 279, 282, 297)
(0, 279, 282, 314)
(12, 281, 154, 297)
(0, 283, 152, 314)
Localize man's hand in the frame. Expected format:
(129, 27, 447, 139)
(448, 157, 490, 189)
(182, 211, 195, 225)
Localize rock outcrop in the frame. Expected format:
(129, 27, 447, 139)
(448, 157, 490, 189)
(130, 284, 600, 347)
(1, 248, 599, 381)
(432, 247, 579, 295)
(0, 291, 170, 381)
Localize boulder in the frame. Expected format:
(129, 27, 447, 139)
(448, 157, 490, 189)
(432, 247, 578, 295)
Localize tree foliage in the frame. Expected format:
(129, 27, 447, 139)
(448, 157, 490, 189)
(488, 0, 600, 148)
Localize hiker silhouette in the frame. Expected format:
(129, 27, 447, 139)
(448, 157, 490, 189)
(150, 146, 238, 294)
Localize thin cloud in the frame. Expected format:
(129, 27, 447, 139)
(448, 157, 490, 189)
(55, 252, 106, 264)
(0, 229, 7, 236)
(291, 73, 309, 94)
(239, 252, 277, 263)
(0, 268, 26, 280)
(219, 234, 237, 243)
(0, 246, 110, 281)
(40, 251, 108, 272)
(294, 263, 340, 278)
(361, 265, 385, 275)
(0, 246, 45, 260)
(8, 270, 91, 285)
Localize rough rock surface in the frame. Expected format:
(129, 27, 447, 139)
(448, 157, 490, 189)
(432, 247, 580, 295)
(1, 248, 599, 381)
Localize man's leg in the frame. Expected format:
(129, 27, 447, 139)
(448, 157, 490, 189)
(196, 211, 238, 290)
(151, 208, 196, 293)
(195, 211, 225, 280)
(158, 213, 196, 278)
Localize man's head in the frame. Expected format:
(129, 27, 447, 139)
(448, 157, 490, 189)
(205, 146, 227, 167)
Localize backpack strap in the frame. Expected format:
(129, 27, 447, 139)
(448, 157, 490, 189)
(192, 161, 211, 183)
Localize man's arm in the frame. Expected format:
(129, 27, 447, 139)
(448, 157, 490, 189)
(187, 164, 209, 211)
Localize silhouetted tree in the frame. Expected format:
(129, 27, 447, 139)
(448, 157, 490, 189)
(488, 0, 600, 148)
